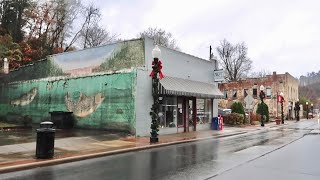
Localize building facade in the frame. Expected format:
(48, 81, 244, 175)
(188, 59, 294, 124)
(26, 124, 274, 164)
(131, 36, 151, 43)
(0, 37, 223, 136)
(218, 72, 299, 119)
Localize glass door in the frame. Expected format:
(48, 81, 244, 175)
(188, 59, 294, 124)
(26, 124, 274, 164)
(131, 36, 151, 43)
(177, 97, 184, 129)
(177, 97, 196, 132)
(187, 98, 196, 132)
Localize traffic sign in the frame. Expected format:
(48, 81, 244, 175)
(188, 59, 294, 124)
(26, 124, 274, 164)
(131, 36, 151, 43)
(244, 95, 254, 109)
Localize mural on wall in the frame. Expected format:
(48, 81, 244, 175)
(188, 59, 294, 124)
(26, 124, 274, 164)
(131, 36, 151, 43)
(94, 40, 145, 72)
(50, 39, 144, 76)
(0, 72, 137, 133)
(0, 38, 144, 134)
(1, 60, 65, 83)
(10, 87, 38, 106)
(0, 39, 144, 83)
(65, 92, 105, 118)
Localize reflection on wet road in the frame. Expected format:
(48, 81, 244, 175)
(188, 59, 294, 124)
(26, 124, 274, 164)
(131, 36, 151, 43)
(0, 128, 127, 146)
(1, 120, 318, 180)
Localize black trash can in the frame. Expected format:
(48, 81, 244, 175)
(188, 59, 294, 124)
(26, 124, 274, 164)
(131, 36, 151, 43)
(36, 122, 55, 159)
(49, 111, 74, 129)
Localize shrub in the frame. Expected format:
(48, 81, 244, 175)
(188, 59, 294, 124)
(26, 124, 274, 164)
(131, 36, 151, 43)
(231, 102, 246, 123)
(231, 102, 245, 115)
(250, 113, 261, 125)
(223, 113, 244, 125)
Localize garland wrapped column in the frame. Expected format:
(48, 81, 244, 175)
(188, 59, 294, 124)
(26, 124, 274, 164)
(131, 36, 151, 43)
(279, 92, 285, 124)
(149, 45, 163, 143)
(259, 85, 265, 127)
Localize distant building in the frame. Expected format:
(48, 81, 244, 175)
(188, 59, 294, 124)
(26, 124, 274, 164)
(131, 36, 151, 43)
(218, 72, 299, 119)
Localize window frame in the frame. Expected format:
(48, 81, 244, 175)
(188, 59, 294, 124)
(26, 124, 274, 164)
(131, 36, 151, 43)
(232, 89, 237, 99)
(253, 88, 257, 98)
(266, 87, 272, 98)
(224, 90, 228, 99)
(244, 89, 248, 97)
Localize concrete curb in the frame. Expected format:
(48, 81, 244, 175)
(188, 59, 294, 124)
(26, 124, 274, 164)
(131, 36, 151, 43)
(0, 131, 247, 174)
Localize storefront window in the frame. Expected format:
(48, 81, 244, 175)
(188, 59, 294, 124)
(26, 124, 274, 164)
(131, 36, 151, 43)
(196, 99, 212, 124)
(159, 96, 177, 128)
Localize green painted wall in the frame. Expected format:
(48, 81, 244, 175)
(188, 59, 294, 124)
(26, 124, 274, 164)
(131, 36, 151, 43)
(0, 71, 137, 133)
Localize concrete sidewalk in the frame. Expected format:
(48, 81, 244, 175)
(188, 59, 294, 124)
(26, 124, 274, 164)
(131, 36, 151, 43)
(0, 120, 298, 174)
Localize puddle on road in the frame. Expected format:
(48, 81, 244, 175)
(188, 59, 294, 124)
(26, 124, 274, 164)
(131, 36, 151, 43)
(230, 130, 303, 153)
(232, 139, 272, 153)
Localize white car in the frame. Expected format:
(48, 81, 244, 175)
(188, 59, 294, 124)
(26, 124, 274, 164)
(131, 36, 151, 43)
(218, 108, 232, 117)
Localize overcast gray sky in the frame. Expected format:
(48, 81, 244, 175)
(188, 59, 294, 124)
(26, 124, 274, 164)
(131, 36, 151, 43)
(88, 0, 319, 78)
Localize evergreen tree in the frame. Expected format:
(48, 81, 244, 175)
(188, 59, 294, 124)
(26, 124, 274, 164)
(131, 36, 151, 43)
(231, 102, 245, 116)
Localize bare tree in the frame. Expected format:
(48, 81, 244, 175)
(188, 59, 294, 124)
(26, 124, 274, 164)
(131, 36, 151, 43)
(64, 3, 100, 51)
(248, 69, 271, 78)
(139, 27, 180, 50)
(78, 23, 118, 48)
(216, 39, 252, 81)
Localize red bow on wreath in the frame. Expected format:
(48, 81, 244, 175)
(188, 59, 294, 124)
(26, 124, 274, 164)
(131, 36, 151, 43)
(149, 60, 164, 79)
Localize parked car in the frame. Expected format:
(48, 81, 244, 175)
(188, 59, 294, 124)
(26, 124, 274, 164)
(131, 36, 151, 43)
(218, 108, 232, 117)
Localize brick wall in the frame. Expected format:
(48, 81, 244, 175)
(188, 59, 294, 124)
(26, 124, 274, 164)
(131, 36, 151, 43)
(218, 72, 299, 119)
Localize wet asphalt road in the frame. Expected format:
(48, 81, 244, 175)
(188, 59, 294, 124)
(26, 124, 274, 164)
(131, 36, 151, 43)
(0, 120, 318, 180)
(211, 131, 320, 180)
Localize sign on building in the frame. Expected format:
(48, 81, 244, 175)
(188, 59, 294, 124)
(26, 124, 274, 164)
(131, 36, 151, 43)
(214, 69, 224, 82)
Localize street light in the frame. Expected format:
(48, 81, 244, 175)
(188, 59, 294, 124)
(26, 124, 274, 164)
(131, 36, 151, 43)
(259, 85, 265, 127)
(150, 45, 161, 143)
(306, 102, 309, 120)
(288, 103, 292, 120)
(311, 103, 314, 119)
(294, 99, 300, 121)
(279, 92, 284, 124)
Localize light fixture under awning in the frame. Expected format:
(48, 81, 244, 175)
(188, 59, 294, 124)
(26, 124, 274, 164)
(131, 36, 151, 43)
(159, 76, 224, 99)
